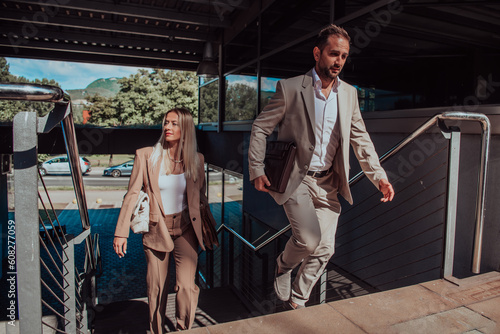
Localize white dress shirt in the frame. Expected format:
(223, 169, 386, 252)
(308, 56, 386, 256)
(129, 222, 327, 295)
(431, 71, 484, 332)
(309, 68, 341, 171)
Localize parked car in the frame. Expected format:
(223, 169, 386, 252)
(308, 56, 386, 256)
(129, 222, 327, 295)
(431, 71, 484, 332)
(39, 156, 92, 176)
(103, 160, 134, 177)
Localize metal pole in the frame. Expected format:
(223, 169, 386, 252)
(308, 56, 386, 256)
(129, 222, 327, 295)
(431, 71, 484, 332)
(319, 269, 327, 304)
(229, 232, 234, 286)
(472, 115, 491, 273)
(261, 253, 268, 301)
(443, 130, 461, 277)
(64, 239, 77, 333)
(61, 112, 96, 271)
(14, 111, 42, 334)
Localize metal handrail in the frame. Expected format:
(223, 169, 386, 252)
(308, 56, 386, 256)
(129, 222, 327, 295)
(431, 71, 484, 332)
(0, 83, 69, 102)
(0, 83, 96, 270)
(214, 111, 490, 274)
(215, 220, 291, 252)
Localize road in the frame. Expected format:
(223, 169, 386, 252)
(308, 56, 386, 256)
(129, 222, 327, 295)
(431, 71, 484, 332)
(40, 175, 131, 187)
(39, 167, 228, 188)
(37, 167, 127, 187)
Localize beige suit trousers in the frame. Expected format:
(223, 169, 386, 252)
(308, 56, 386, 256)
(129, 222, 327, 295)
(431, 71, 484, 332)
(279, 172, 341, 306)
(144, 210, 199, 333)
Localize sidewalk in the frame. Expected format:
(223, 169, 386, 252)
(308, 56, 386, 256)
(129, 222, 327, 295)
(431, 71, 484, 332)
(183, 271, 500, 334)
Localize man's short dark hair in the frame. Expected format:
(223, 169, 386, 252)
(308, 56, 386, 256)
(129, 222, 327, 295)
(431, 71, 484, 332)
(315, 24, 351, 51)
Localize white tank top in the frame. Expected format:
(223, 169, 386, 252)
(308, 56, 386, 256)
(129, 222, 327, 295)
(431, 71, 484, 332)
(158, 173, 187, 215)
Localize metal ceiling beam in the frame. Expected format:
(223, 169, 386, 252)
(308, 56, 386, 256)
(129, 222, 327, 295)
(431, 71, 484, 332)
(400, 1, 500, 7)
(0, 38, 201, 63)
(382, 16, 500, 50)
(223, 0, 276, 45)
(1, 23, 204, 54)
(428, 6, 500, 27)
(0, 46, 199, 71)
(0, 9, 208, 42)
(224, 0, 400, 76)
(2, 0, 230, 28)
(182, 0, 251, 10)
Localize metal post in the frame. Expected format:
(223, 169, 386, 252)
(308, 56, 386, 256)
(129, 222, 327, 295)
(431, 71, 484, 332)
(229, 232, 234, 287)
(74, 229, 91, 333)
(443, 130, 461, 278)
(221, 227, 226, 286)
(319, 269, 327, 304)
(13, 111, 42, 334)
(0, 155, 10, 270)
(208, 248, 214, 288)
(217, 42, 225, 133)
(64, 238, 77, 333)
(261, 253, 268, 301)
(472, 115, 491, 273)
(221, 170, 225, 227)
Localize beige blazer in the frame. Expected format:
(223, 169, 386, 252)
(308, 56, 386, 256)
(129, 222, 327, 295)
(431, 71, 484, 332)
(248, 70, 387, 205)
(114, 147, 206, 252)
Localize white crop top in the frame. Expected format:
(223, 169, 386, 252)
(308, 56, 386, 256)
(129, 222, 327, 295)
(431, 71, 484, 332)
(158, 173, 187, 215)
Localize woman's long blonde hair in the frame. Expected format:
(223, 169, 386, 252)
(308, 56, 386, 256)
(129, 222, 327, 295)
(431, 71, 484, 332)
(149, 107, 200, 181)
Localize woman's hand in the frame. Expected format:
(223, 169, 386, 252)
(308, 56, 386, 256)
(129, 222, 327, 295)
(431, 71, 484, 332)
(113, 237, 128, 258)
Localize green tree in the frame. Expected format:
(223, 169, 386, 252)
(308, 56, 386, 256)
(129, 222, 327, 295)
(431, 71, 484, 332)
(225, 82, 257, 121)
(110, 69, 198, 126)
(199, 80, 218, 123)
(86, 94, 118, 126)
(0, 57, 14, 82)
(0, 57, 61, 121)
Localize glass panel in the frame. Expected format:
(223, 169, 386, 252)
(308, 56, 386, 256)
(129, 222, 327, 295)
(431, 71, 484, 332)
(260, 76, 280, 109)
(223, 171, 243, 234)
(206, 164, 223, 226)
(225, 74, 258, 121)
(356, 86, 376, 112)
(199, 79, 219, 123)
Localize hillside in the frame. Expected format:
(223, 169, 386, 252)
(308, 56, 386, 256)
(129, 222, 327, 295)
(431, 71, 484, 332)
(67, 77, 121, 99)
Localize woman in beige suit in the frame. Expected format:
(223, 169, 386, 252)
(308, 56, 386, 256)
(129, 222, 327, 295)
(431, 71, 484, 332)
(113, 107, 206, 333)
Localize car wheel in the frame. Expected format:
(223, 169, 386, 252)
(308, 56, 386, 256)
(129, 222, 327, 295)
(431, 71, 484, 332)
(39, 168, 47, 176)
(111, 170, 121, 178)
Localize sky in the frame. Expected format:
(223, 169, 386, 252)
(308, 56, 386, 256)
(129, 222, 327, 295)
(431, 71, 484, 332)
(5, 57, 280, 92)
(5, 57, 148, 91)
(227, 74, 280, 92)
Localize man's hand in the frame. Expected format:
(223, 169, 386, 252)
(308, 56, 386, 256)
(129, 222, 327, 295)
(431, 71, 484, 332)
(379, 179, 395, 202)
(113, 237, 127, 258)
(254, 175, 271, 193)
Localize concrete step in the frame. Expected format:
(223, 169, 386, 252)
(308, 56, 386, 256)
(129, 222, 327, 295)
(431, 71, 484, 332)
(92, 287, 251, 333)
(182, 271, 500, 334)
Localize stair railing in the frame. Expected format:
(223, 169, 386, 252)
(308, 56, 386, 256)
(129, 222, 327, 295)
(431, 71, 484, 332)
(1, 83, 100, 333)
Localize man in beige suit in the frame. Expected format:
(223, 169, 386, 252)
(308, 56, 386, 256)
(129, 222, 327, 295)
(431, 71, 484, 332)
(248, 24, 395, 309)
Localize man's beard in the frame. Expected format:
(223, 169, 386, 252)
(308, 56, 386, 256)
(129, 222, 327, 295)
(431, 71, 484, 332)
(321, 65, 339, 80)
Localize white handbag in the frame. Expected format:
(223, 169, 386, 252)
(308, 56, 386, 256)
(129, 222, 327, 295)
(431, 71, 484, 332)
(130, 190, 150, 234)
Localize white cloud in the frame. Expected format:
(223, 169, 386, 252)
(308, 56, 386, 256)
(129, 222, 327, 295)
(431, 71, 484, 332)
(5, 57, 150, 90)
